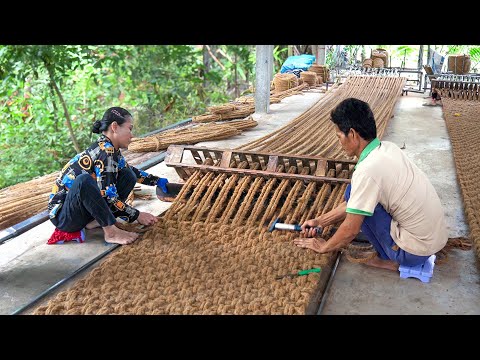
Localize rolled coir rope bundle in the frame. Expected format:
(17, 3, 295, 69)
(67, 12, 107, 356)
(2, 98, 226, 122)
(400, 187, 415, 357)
(372, 48, 388, 67)
(192, 113, 222, 123)
(448, 54, 471, 74)
(309, 64, 329, 82)
(300, 71, 317, 86)
(273, 73, 298, 92)
(372, 57, 384, 68)
(273, 82, 310, 100)
(0, 172, 57, 230)
(234, 95, 254, 103)
(363, 58, 373, 68)
(225, 116, 258, 131)
(128, 123, 241, 152)
(193, 103, 255, 123)
(207, 103, 237, 114)
(308, 64, 323, 74)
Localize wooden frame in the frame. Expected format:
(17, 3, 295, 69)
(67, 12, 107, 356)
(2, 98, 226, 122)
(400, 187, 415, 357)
(165, 145, 356, 184)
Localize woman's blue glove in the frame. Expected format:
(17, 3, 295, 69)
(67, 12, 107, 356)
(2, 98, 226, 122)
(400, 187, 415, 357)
(156, 177, 169, 194)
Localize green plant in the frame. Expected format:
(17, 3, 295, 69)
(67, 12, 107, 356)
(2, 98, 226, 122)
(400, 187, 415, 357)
(0, 45, 258, 189)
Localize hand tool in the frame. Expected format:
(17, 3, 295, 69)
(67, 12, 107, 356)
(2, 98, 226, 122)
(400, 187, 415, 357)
(268, 217, 322, 235)
(156, 182, 184, 202)
(275, 267, 321, 280)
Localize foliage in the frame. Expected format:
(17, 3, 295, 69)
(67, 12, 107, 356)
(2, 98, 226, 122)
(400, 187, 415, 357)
(0, 45, 103, 187)
(0, 45, 257, 189)
(272, 46, 288, 73)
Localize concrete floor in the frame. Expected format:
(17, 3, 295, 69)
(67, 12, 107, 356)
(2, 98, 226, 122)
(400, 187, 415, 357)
(1, 88, 479, 315)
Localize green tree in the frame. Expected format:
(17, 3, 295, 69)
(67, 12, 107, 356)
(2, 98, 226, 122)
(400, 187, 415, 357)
(0, 46, 104, 152)
(0, 45, 258, 189)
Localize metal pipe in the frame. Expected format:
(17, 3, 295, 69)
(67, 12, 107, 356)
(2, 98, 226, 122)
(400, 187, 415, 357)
(136, 152, 166, 171)
(11, 243, 120, 315)
(0, 211, 49, 245)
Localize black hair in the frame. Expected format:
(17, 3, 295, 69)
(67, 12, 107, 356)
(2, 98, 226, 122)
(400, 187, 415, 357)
(330, 98, 377, 141)
(92, 107, 132, 134)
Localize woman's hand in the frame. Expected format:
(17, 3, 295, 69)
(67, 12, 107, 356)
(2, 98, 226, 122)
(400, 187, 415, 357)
(137, 212, 158, 226)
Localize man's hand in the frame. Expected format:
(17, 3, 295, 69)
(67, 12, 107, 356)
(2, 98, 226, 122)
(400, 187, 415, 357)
(137, 211, 158, 226)
(293, 237, 328, 253)
(301, 218, 320, 237)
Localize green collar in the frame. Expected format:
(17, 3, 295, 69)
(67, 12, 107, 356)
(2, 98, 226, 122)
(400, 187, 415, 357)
(355, 137, 380, 169)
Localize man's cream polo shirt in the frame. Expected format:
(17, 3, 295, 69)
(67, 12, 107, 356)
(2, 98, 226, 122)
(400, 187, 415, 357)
(346, 138, 448, 256)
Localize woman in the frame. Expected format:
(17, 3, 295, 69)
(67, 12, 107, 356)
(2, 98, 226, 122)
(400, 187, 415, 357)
(48, 107, 169, 245)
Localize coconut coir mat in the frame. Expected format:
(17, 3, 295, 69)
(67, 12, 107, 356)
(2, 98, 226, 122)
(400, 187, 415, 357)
(33, 220, 334, 315)
(441, 98, 480, 260)
(33, 166, 349, 314)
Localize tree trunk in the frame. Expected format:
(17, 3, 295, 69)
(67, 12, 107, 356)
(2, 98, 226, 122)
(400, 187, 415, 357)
(352, 46, 359, 65)
(418, 45, 424, 69)
(202, 45, 211, 90)
(46, 66, 81, 153)
(417, 45, 424, 87)
(288, 45, 293, 57)
(49, 83, 59, 132)
(312, 45, 318, 64)
(234, 52, 239, 98)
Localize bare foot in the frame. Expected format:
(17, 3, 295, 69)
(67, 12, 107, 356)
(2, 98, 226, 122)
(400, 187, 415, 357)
(86, 219, 101, 229)
(158, 195, 176, 202)
(103, 224, 139, 245)
(364, 256, 399, 272)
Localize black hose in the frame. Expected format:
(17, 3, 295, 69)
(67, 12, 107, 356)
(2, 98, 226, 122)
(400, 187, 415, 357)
(11, 243, 120, 315)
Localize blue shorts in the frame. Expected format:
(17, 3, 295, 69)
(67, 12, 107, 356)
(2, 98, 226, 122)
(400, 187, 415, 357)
(345, 184, 430, 266)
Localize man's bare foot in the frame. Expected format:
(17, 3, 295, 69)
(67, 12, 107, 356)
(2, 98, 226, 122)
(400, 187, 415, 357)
(86, 219, 101, 230)
(364, 256, 399, 272)
(103, 224, 139, 245)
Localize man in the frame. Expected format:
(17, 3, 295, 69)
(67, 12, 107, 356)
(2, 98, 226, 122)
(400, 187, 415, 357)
(294, 98, 448, 271)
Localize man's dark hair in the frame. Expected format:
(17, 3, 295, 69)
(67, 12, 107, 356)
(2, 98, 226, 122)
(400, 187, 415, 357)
(330, 98, 377, 140)
(92, 107, 132, 134)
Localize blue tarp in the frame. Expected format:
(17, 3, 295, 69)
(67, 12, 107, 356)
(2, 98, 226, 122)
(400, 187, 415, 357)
(428, 50, 445, 74)
(280, 54, 316, 73)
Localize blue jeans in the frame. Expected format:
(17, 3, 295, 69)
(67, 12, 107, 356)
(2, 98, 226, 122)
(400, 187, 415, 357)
(345, 184, 429, 266)
(51, 168, 137, 232)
